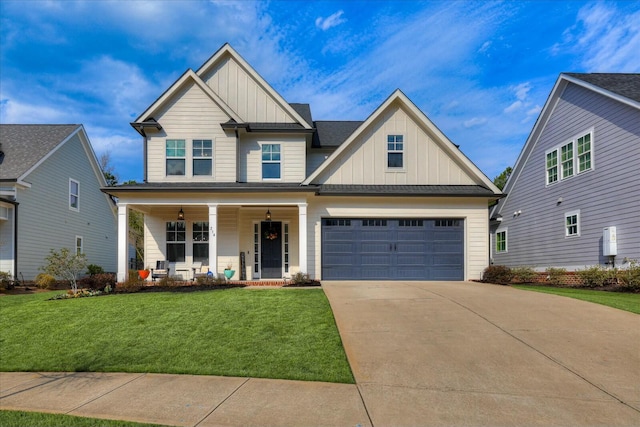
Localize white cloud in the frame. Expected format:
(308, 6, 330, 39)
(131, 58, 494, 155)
(315, 10, 346, 31)
(504, 100, 523, 114)
(463, 117, 488, 128)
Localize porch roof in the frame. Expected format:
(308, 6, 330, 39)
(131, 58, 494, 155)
(316, 184, 500, 197)
(102, 182, 318, 194)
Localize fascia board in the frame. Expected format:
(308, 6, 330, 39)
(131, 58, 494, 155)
(196, 44, 313, 129)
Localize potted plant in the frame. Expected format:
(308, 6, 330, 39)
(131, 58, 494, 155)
(224, 262, 235, 280)
(138, 267, 150, 280)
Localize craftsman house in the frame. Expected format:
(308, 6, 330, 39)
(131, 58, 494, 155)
(105, 44, 501, 282)
(0, 124, 117, 281)
(490, 73, 640, 270)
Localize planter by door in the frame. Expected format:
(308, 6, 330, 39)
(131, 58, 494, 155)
(138, 270, 150, 280)
(261, 221, 282, 278)
(224, 270, 235, 279)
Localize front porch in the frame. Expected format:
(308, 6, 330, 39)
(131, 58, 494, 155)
(117, 201, 308, 282)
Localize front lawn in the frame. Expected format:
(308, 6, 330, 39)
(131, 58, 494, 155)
(513, 285, 640, 314)
(0, 410, 172, 427)
(0, 289, 354, 383)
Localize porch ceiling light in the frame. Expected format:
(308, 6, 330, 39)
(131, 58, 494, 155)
(265, 209, 271, 222)
(177, 207, 185, 221)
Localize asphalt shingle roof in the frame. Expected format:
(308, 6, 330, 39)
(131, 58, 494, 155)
(565, 73, 640, 103)
(312, 121, 363, 148)
(0, 124, 80, 180)
(289, 103, 313, 126)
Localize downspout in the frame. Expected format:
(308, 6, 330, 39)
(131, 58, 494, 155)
(143, 132, 148, 183)
(13, 202, 18, 282)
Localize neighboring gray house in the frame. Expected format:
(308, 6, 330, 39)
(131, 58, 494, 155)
(0, 125, 117, 281)
(490, 73, 640, 271)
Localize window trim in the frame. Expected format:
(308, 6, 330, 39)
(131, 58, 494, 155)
(564, 210, 580, 238)
(69, 178, 80, 211)
(496, 229, 507, 253)
(387, 134, 404, 170)
(192, 139, 213, 177)
(261, 143, 282, 180)
(192, 221, 209, 265)
(166, 139, 186, 176)
(545, 129, 593, 185)
(166, 221, 186, 263)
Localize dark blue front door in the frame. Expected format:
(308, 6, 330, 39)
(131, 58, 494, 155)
(261, 221, 282, 278)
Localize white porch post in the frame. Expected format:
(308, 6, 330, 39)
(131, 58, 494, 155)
(208, 203, 218, 274)
(298, 203, 308, 273)
(117, 203, 129, 282)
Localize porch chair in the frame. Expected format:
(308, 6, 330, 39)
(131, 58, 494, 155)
(151, 260, 170, 281)
(192, 262, 210, 281)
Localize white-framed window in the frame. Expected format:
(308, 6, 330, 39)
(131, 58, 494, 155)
(192, 221, 209, 264)
(166, 221, 186, 262)
(546, 130, 593, 185)
(496, 229, 507, 253)
(193, 139, 212, 176)
(69, 178, 80, 211)
(166, 139, 186, 176)
(253, 222, 260, 276)
(283, 223, 289, 274)
(565, 210, 580, 237)
(387, 135, 404, 168)
(262, 144, 281, 179)
(75, 236, 83, 255)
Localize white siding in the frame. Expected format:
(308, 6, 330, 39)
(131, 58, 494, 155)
(0, 204, 15, 275)
(238, 135, 306, 183)
(306, 149, 334, 177)
(314, 103, 476, 185)
(147, 81, 236, 183)
(200, 54, 296, 124)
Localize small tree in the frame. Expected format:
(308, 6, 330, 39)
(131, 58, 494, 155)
(42, 248, 88, 294)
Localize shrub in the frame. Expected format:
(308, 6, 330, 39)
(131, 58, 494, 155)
(196, 274, 226, 286)
(158, 276, 180, 287)
(482, 265, 513, 285)
(0, 271, 13, 290)
(118, 270, 144, 293)
(78, 273, 116, 291)
(511, 266, 537, 284)
(291, 272, 311, 285)
(576, 265, 616, 288)
(617, 261, 640, 291)
(35, 273, 57, 289)
(86, 264, 105, 275)
(41, 247, 87, 294)
(545, 267, 567, 286)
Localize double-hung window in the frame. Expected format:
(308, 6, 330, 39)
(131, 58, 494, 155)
(69, 179, 80, 211)
(262, 144, 281, 179)
(565, 211, 580, 237)
(192, 221, 209, 264)
(193, 140, 212, 176)
(387, 135, 404, 168)
(75, 236, 83, 255)
(496, 230, 507, 253)
(166, 221, 186, 262)
(166, 139, 186, 176)
(546, 130, 593, 185)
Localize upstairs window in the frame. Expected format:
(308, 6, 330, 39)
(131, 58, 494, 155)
(565, 211, 580, 237)
(166, 139, 186, 176)
(69, 179, 80, 211)
(387, 135, 404, 168)
(193, 140, 212, 176)
(262, 144, 281, 179)
(546, 130, 593, 185)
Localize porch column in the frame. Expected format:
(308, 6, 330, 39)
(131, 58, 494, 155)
(298, 203, 308, 273)
(208, 203, 218, 274)
(117, 203, 129, 282)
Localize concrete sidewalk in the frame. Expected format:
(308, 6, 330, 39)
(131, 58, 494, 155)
(0, 371, 371, 426)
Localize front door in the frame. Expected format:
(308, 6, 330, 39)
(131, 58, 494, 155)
(261, 221, 282, 278)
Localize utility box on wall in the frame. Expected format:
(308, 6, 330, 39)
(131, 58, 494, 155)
(603, 226, 617, 256)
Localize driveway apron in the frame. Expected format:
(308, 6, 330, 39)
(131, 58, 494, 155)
(322, 281, 640, 427)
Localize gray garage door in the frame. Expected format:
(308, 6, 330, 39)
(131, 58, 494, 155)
(321, 218, 464, 280)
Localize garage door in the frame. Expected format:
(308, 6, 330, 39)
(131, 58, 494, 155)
(321, 218, 464, 280)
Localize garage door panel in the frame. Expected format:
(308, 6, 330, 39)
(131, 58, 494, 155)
(361, 268, 391, 279)
(396, 255, 427, 266)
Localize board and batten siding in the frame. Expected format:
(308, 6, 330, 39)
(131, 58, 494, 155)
(14, 132, 117, 280)
(493, 82, 640, 269)
(315, 103, 476, 186)
(147, 81, 236, 183)
(306, 197, 490, 281)
(200, 54, 296, 124)
(238, 135, 306, 183)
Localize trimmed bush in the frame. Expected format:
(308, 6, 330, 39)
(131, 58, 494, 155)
(618, 261, 640, 291)
(511, 266, 537, 284)
(0, 271, 13, 290)
(86, 264, 105, 275)
(196, 274, 226, 286)
(545, 267, 567, 286)
(576, 265, 615, 288)
(35, 273, 57, 289)
(291, 272, 311, 285)
(78, 273, 116, 291)
(117, 270, 145, 293)
(482, 265, 513, 285)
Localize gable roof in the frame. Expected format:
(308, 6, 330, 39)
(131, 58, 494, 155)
(0, 124, 81, 181)
(312, 121, 363, 148)
(196, 43, 313, 129)
(491, 73, 640, 218)
(303, 89, 501, 193)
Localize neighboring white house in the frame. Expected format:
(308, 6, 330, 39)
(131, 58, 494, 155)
(0, 124, 117, 281)
(490, 73, 640, 270)
(105, 43, 502, 282)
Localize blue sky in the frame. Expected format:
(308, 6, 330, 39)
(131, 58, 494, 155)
(1, 0, 639, 183)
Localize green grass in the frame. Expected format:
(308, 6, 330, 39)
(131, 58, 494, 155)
(0, 289, 354, 383)
(513, 285, 640, 314)
(0, 410, 173, 427)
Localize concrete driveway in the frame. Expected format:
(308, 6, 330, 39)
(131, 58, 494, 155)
(322, 281, 640, 426)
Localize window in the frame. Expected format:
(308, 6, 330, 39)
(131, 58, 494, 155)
(399, 220, 424, 227)
(192, 222, 209, 264)
(496, 230, 507, 253)
(546, 130, 593, 185)
(284, 223, 289, 273)
(565, 211, 580, 237)
(387, 135, 404, 168)
(75, 236, 83, 255)
(253, 223, 260, 274)
(69, 179, 80, 211)
(166, 221, 186, 262)
(262, 144, 281, 179)
(324, 219, 351, 226)
(362, 219, 387, 227)
(435, 219, 460, 227)
(193, 140, 212, 176)
(166, 139, 186, 176)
